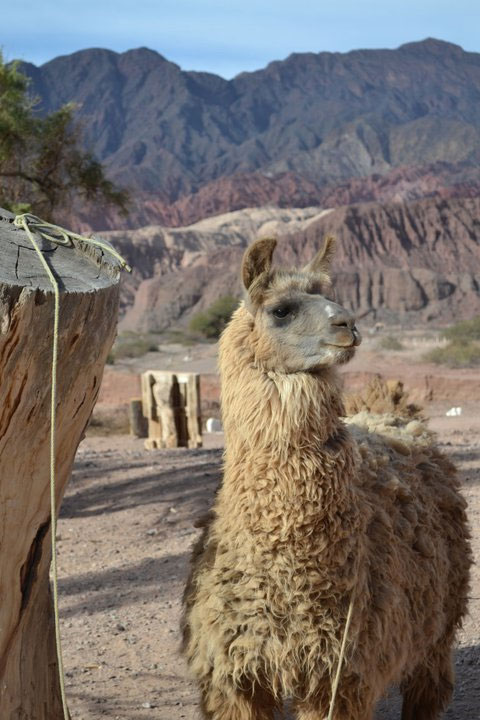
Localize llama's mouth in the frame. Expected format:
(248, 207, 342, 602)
(332, 346, 356, 365)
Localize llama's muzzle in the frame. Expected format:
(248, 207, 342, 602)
(328, 307, 361, 348)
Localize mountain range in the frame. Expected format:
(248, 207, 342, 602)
(15, 40, 480, 327)
(20, 38, 480, 229)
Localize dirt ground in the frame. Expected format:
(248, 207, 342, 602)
(57, 339, 480, 720)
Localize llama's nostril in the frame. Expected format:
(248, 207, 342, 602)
(330, 316, 354, 329)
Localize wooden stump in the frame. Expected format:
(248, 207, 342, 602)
(0, 209, 122, 718)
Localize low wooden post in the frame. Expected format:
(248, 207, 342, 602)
(129, 398, 148, 437)
(0, 209, 122, 718)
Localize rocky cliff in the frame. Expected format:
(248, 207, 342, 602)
(104, 197, 480, 331)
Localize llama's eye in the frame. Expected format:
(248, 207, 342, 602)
(272, 306, 291, 319)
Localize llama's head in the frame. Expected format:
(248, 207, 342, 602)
(240, 236, 361, 373)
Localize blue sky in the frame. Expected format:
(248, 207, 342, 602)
(3, 0, 479, 78)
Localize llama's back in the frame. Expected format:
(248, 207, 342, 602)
(344, 407, 471, 664)
(345, 375, 470, 643)
(344, 375, 423, 419)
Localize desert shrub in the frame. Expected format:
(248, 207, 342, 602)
(442, 316, 480, 343)
(377, 335, 404, 351)
(189, 295, 240, 339)
(423, 341, 480, 368)
(111, 333, 159, 360)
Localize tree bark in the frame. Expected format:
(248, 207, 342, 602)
(0, 209, 121, 718)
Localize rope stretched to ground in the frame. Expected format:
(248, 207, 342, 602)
(326, 588, 355, 720)
(13, 212, 131, 720)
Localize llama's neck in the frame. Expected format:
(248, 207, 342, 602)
(218, 307, 360, 543)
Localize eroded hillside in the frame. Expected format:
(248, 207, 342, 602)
(100, 197, 480, 331)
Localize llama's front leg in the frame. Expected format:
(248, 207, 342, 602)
(200, 684, 277, 720)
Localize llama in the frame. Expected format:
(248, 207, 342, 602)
(182, 237, 471, 720)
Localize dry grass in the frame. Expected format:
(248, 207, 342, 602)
(376, 335, 405, 351)
(423, 316, 480, 368)
(423, 342, 480, 368)
(109, 332, 160, 362)
(87, 406, 130, 436)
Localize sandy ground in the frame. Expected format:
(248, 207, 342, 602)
(57, 401, 480, 720)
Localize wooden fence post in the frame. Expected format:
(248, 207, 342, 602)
(0, 209, 121, 718)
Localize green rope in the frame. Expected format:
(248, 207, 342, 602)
(13, 212, 131, 720)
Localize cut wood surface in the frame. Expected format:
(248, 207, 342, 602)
(0, 208, 122, 718)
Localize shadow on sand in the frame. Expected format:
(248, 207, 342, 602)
(63, 448, 223, 519)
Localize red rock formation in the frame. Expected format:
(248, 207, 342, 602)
(117, 197, 480, 331)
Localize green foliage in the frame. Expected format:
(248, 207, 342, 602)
(189, 295, 240, 339)
(377, 335, 404, 351)
(0, 59, 34, 162)
(424, 341, 480, 368)
(442, 316, 480, 343)
(0, 52, 129, 220)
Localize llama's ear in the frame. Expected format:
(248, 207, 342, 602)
(242, 237, 277, 291)
(303, 235, 336, 275)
